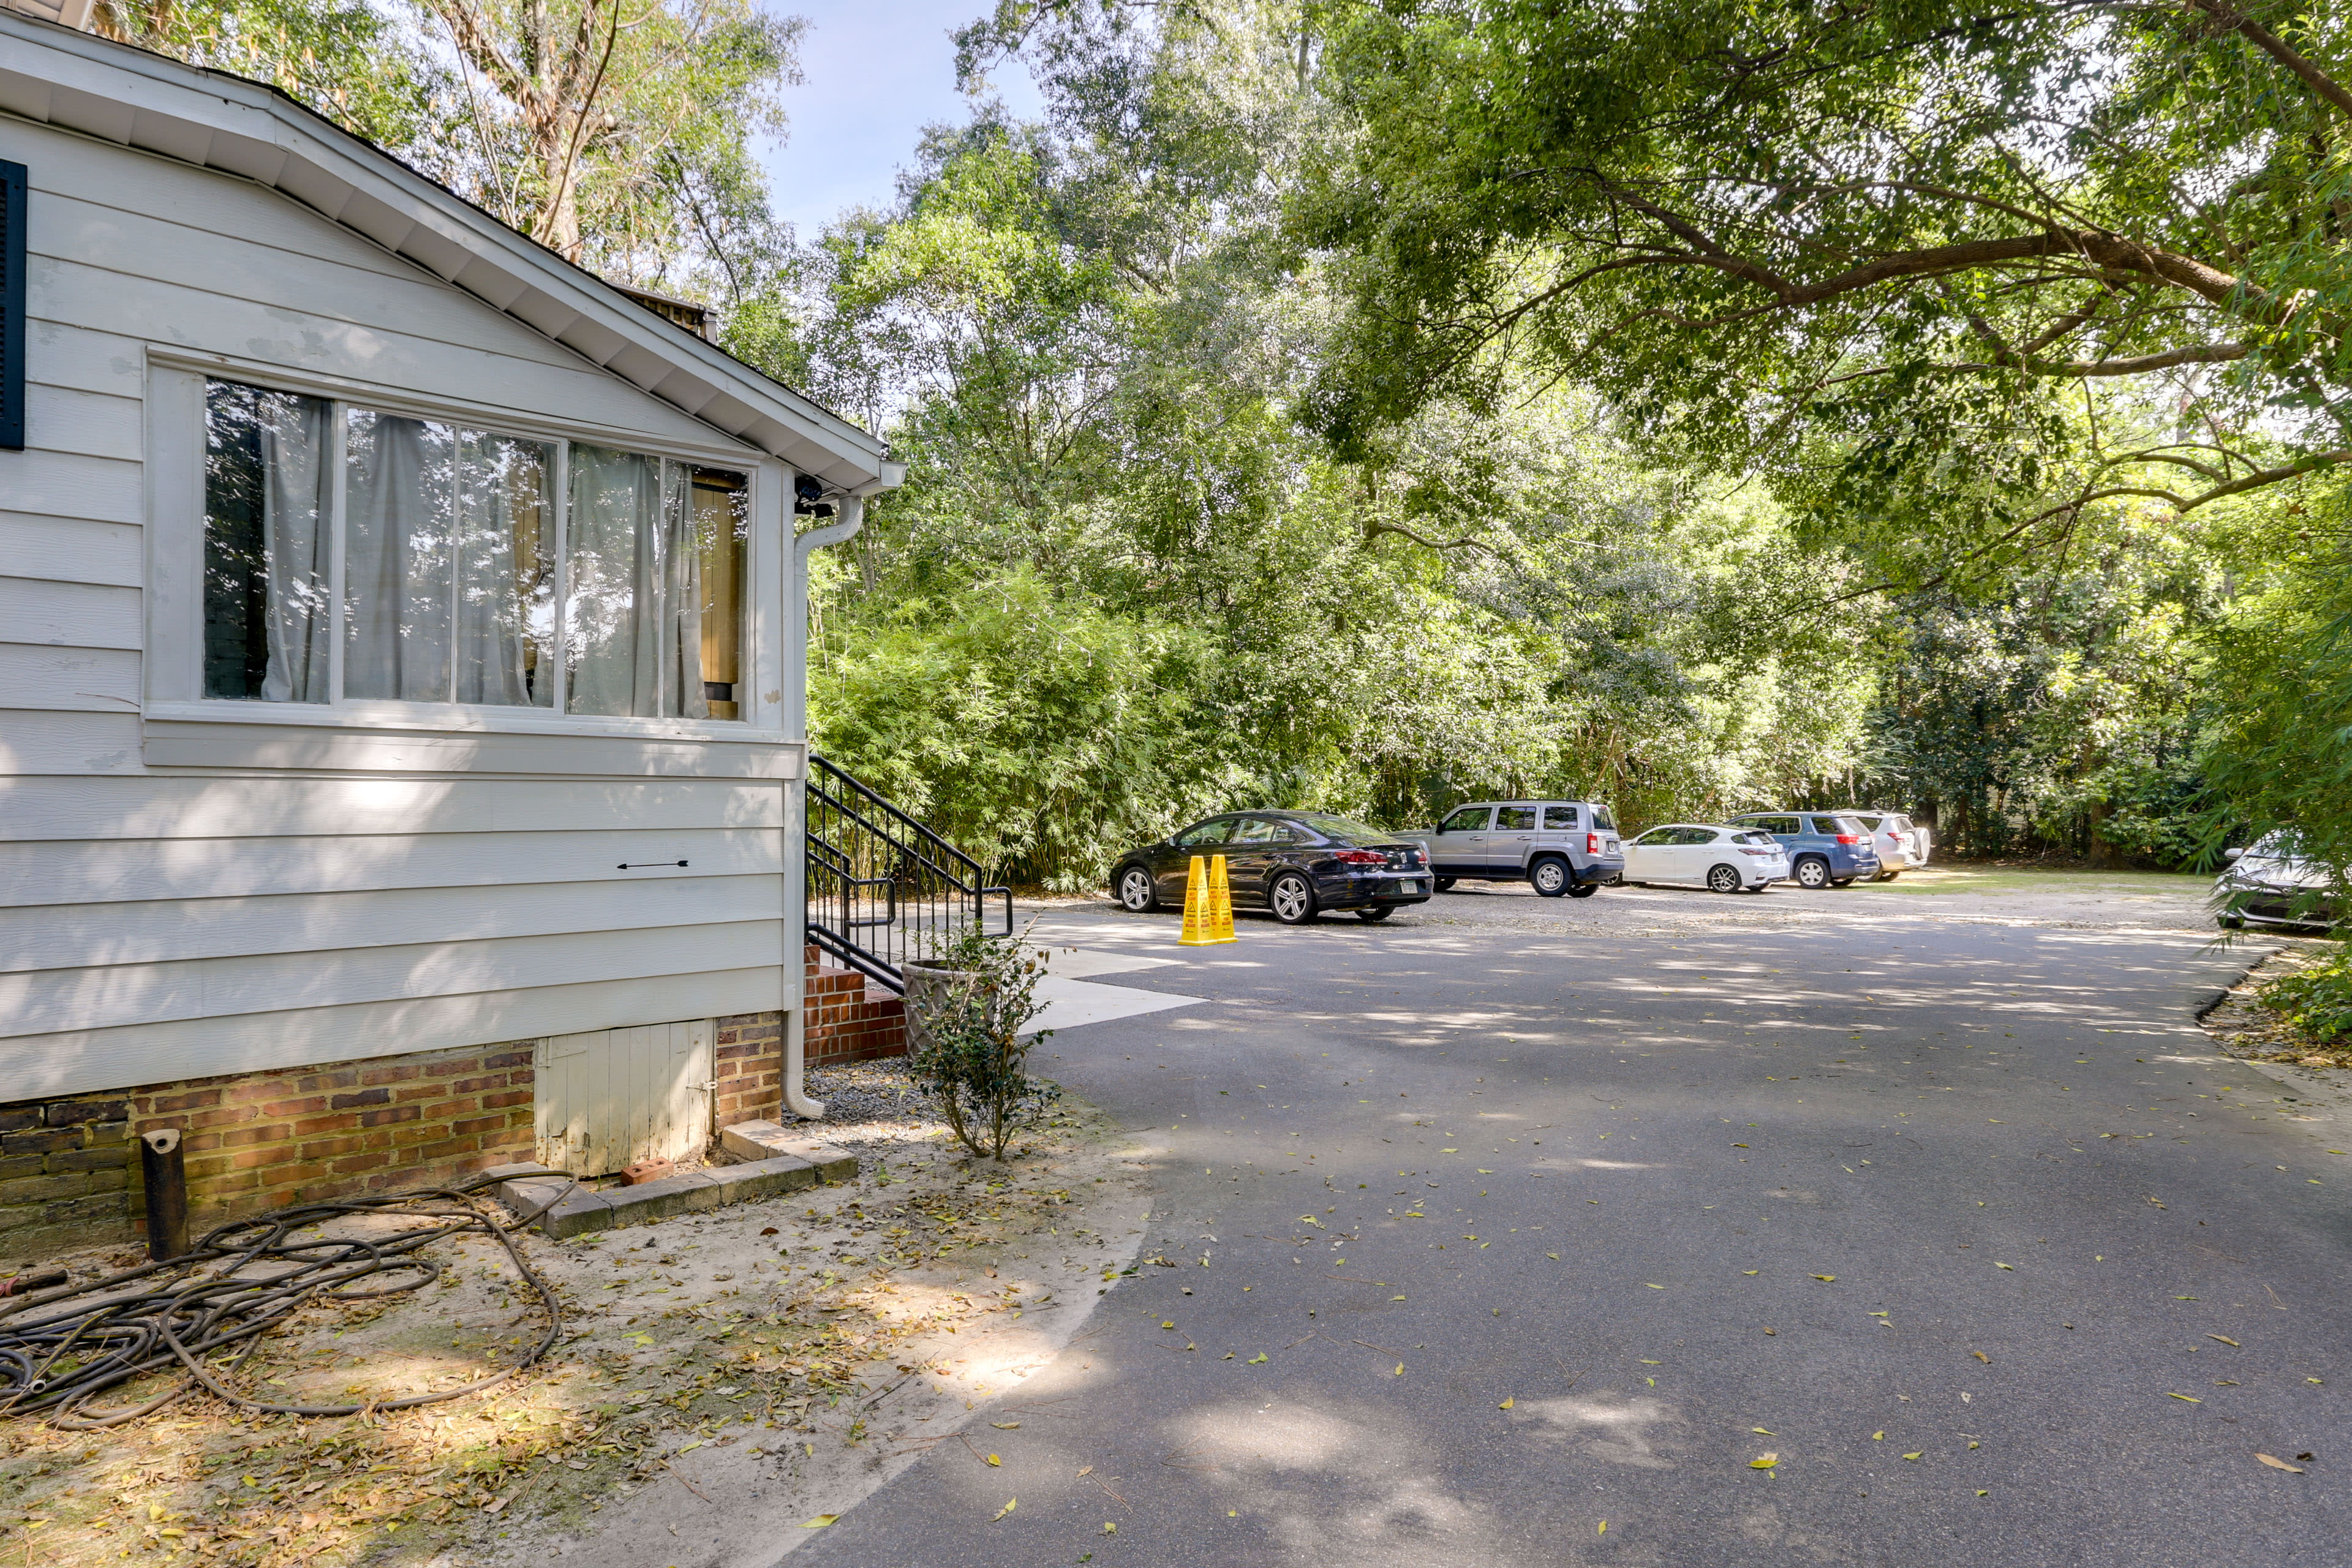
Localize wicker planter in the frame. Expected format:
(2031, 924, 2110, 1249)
(902, 960, 985, 1057)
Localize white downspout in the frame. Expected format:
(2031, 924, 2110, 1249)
(782, 466, 900, 1120)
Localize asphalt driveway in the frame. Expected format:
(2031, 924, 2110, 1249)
(791, 871, 2350, 1567)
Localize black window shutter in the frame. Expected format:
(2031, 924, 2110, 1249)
(0, 160, 23, 451)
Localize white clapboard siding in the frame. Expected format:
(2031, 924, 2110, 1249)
(0, 644, 141, 712)
(0, 777, 783, 842)
(20, 383, 141, 462)
(29, 257, 723, 454)
(26, 322, 148, 399)
(0, 874, 782, 973)
(0, 919, 784, 1038)
(0, 826, 782, 909)
(0, 512, 143, 587)
(535, 1020, 712, 1176)
(28, 135, 436, 287)
(0, 711, 148, 774)
(0, 448, 141, 525)
(0, 576, 143, 649)
(37, 186, 566, 360)
(0, 968, 784, 1102)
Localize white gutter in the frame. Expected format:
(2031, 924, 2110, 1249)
(780, 464, 903, 1120)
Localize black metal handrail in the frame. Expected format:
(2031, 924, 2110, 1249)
(806, 755, 1011, 994)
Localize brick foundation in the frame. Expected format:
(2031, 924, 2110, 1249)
(802, 946, 909, 1067)
(0, 1044, 537, 1265)
(0, 954, 907, 1267)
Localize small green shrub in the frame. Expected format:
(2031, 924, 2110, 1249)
(2259, 945, 2352, 1042)
(905, 925, 1054, 1162)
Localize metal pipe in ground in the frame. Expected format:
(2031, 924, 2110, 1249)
(140, 1128, 188, 1262)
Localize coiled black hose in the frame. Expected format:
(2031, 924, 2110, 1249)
(0, 1172, 571, 1428)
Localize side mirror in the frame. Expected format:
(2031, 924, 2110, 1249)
(2223, 846, 2244, 864)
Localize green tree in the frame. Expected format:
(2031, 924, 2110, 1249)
(1300, 0, 2352, 586)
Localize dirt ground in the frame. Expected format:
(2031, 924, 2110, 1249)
(0, 1067, 1156, 1567)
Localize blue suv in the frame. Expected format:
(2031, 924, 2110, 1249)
(1725, 811, 1880, 889)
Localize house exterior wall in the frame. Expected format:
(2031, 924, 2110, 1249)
(0, 952, 900, 1262)
(0, 109, 817, 1248)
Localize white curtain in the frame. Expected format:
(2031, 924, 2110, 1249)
(565, 445, 706, 718)
(455, 432, 548, 706)
(345, 413, 548, 706)
(257, 393, 333, 704)
(344, 412, 454, 701)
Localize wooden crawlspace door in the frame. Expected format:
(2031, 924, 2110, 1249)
(533, 1020, 713, 1176)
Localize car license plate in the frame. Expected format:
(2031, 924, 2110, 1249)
(1400, 880, 1421, 894)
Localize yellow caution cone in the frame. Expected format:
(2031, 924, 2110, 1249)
(1178, 855, 1213, 945)
(1207, 854, 1237, 943)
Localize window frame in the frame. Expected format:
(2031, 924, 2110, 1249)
(147, 355, 777, 741)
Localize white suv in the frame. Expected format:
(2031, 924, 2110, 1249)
(1851, 812, 1928, 880)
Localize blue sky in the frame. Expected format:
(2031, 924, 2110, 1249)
(761, 0, 1044, 239)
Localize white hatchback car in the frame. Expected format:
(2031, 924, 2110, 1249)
(1623, 824, 1791, 892)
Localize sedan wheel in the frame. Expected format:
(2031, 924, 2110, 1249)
(1117, 865, 1158, 912)
(1434, 876, 1457, 892)
(1706, 864, 1742, 894)
(1356, 906, 1393, 922)
(1269, 872, 1318, 924)
(1793, 856, 1830, 889)
(1529, 858, 1571, 898)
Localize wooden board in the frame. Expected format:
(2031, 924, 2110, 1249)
(534, 1019, 713, 1177)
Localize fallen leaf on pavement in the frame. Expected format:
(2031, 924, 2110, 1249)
(1751, 1453, 1777, 1469)
(1499, 1397, 1514, 1409)
(2258, 1453, 2305, 1472)
(801, 1516, 839, 1529)
(1995, 1262, 2014, 1271)
(1902, 1452, 1922, 1461)
(993, 1498, 1016, 1522)
(992, 1422, 1021, 1430)
(2210, 1336, 2240, 1348)
(2167, 1393, 2202, 1403)
(1395, 1363, 1406, 1376)
(1752, 1428, 1774, 1436)
(1248, 1352, 1268, 1364)
(1974, 1352, 1990, 1363)
(987, 1454, 1001, 1466)
(1812, 1275, 1836, 1283)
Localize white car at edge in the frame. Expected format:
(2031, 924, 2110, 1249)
(1622, 824, 1791, 892)
(1852, 810, 1929, 880)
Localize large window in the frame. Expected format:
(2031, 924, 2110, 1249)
(200, 378, 747, 720)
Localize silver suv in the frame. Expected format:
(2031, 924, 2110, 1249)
(1398, 801, 1626, 898)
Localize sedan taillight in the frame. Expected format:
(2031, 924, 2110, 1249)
(1585, 832, 1601, 854)
(1333, 848, 1385, 865)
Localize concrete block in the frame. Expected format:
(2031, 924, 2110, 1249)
(479, 1161, 565, 1183)
(541, 1188, 617, 1238)
(703, 1155, 816, 1205)
(601, 1169, 717, 1224)
(720, 1121, 858, 1182)
(496, 1173, 605, 1238)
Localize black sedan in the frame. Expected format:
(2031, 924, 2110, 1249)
(1110, 811, 1434, 924)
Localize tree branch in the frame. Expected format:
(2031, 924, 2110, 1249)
(2193, 0, 2352, 120)
(1363, 519, 1494, 556)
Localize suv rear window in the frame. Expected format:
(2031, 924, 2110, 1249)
(1814, 815, 1861, 834)
(1544, 805, 1578, 829)
(1590, 805, 1615, 831)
